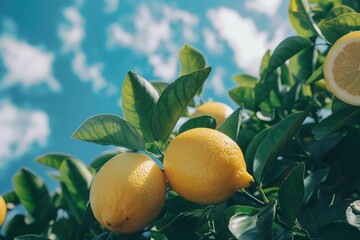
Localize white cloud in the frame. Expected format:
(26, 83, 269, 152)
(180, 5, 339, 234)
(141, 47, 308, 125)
(104, 0, 119, 13)
(0, 100, 50, 168)
(0, 20, 60, 92)
(208, 66, 226, 96)
(207, 7, 278, 75)
(58, 7, 84, 52)
(202, 27, 223, 55)
(107, 4, 199, 81)
(245, 0, 282, 17)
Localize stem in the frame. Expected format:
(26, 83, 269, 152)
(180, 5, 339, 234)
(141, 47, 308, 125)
(154, 141, 164, 158)
(238, 189, 265, 206)
(257, 184, 269, 204)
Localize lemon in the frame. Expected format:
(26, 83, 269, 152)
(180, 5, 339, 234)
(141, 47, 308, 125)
(90, 153, 166, 233)
(191, 101, 234, 127)
(324, 31, 360, 106)
(0, 195, 6, 226)
(163, 128, 253, 205)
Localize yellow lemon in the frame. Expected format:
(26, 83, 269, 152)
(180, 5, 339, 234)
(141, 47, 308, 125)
(0, 195, 6, 226)
(90, 153, 166, 233)
(163, 128, 253, 205)
(191, 101, 234, 127)
(324, 31, 360, 106)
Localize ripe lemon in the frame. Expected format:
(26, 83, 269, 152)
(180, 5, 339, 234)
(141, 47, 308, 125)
(0, 195, 6, 226)
(324, 31, 360, 106)
(191, 101, 234, 127)
(163, 128, 254, 205)
(90, 153, 166, 233)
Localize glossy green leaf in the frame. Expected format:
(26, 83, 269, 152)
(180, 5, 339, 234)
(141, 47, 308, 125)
(229, 86, 256, 111)
(122, 71, 159, 142)
(179, 45, 206, 77)
(15, 235, 49, 240)
(253, 107, 311, 182)
(305, 64, 324, 85)
(13, 168, 51, 221)
(267, 37, 312, 75)
(229, 200, 276, 240)
(312, 108, 360, 140)
(35, 153, 80, 170)
(218, 106, 243, 142)
(245, 128, 272, 175)
(59, 159, 92, 213)
(325, 5, 355, 20)
(260, 50, 271, 81)
(289, 0, 323, 38)
(153, 67, 211, 142)
(91, 232, 112, 240)
(178, 116, 216, 134)
(289, 45, 314, 83)
(2, 191, 19, 205)
(233, 74, 258, 87)
(4, 215, 45, 240)
(151, 81, 170, 94)
(304, 167, 329, 203)
(60, 183, 83, 224)
(278, 163, 305, 222)
(318, 200, 353, 229)
(319, 13, 360, 44)
(224, 205, 259, 222)
(236, 129, 257, 154)
(89, 149, 122, 172)
(72, 114, 145, 150)
(315, 222, 360, 240)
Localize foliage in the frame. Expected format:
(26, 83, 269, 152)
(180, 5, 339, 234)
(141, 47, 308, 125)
(2, 1, 360, 239)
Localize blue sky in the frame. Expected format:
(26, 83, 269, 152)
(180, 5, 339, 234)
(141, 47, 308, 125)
(0, 0, 294, 193)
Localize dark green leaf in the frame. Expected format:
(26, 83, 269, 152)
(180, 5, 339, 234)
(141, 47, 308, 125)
(318, 200, 353, 229)
(229, 200, 277, 240)
(2, 191, 19, 205)
(91, 232, 112, 240)
(319, 13, 360, 44)
(315, 222, 360, 240)
(267, 37, 312, 75)
(122, 71, 159, 142)
(72, 114, 146, 150)
(179, 45, 206, 77)
(151, 81, 170, 94)
(236, 129, 257, 154)
(278, 163, 305, 222)
(224, 205, 259, 222)
(4, 215, 46, 240)
(229, 86, 256, 111)
(59, 159, 92, 213)
(325, 5, 355, 20)
(153, 67, 211, 142)
(178, 116, 216, 134)
(15, 235, 49, 240)
(233, 74, 258, 87)
(13, 168, 51, 221)
(289, 45, 314, 83)
(312, 108, 360, 140)
(89, 149, 122, 172)
(260, 50, 271, 81)
(253, 107, 312, 182)
(304, 168, 329, 203)
(305, 64, 324, 85)
(35, 153, 80, 170)
(218, 106, 243, 142)
(60, 183, 83, 223)
(245, 127, 272, 175)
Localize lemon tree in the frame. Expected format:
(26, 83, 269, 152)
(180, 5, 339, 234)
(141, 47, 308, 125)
(2, 0, 360, 239)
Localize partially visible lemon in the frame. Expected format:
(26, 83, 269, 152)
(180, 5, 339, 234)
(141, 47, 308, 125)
(0, 195, 6, 226)
(324, 31, 360, 106)
(90, 153, 166, 233)
(163, 128, 253, 205)
(191, 101, 234, 127)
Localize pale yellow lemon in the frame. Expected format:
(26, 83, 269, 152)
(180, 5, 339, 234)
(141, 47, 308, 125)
(191, 102, 234, 127)
(0, 195, 6, 226)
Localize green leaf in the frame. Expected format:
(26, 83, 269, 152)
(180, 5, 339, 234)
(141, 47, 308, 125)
(315, 222, 360, 240)
(2, 191, 20, 205)
(153, 67, 211, 142)
(179, 45, 206, 77)
(72, 114, 146, 150)
(89, 149, 122, 172)
(278, 163, 305, 222)
(319, 13, 360, 44)
(229, 86, 256, 111)
(305, 64, 324, 85)
(229, 200, 277, 240)
(224, 205, 259, 222)
(218, 106, 243, 142)
(15, 235, 49, 240)
(35, 153, 80, 170)
(60, 183, 83, 223)
(318, 200, 353, 229)
(13, 168, 51, 221)
(288, 0, 324, 38)
(253, 107, 312, 182)
(91, 232, 112, 240)
(312, 108, 360, 140)
(151, 81, 170, 94)
(233, 74, 258, 87)
(304, 167, 329, 203)
(325, 5, 355, 20)
(289, 45, 314, 83)
(122, 71, 160, 142)
(260, 50, 271, 81)
(245, 127, 272, 175)
(59, 159, 92, 213)
(236, 129, 257, 154)
(267, 37, 312, 75)
(4, 215, 45, 240)
(178, 116, 216, 134)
